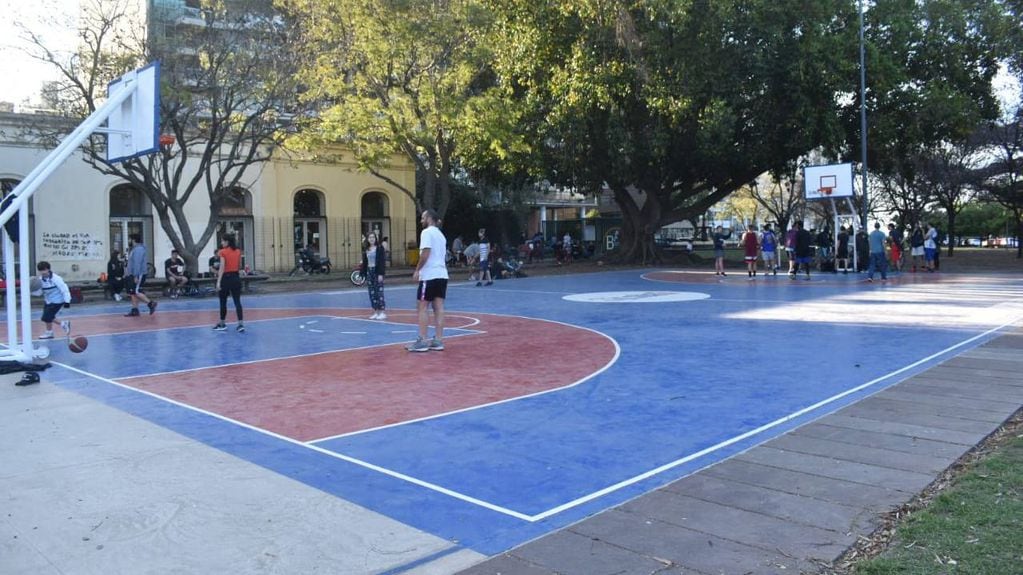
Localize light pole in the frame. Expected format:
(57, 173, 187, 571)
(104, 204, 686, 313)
(859, 0, 869, 228)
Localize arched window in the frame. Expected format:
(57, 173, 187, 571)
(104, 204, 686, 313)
(218, 187, 252, 216)
(217, 187, 254, 271)
(293, 188, 326, 258)
(108, 184, 153, 266)
(361, 192, 387, 218)
(294, 189, 323, 217)
(110, 185, 151, 216)
(360, 191, 390, 257)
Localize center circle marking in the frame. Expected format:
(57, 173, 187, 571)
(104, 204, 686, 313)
(563, 291, 710, 303)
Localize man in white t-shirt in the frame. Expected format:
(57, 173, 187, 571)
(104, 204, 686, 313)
(407, 209, 449, 352)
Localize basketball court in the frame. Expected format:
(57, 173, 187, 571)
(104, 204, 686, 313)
(4, 267, 1022, 573)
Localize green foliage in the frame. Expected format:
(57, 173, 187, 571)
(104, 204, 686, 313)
(485, 0, 858, 261)
(855, 436, 1023, 575)
(849, 0, 1008, 180)
(281, 0, 524, 215)
(955, 203, 1013, 237)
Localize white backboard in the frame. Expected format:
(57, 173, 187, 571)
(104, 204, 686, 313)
(803, 162, 854, 200)
(106, 61, 160, 162)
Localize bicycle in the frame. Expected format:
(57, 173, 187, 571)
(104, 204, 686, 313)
(350, 268, 366, 287)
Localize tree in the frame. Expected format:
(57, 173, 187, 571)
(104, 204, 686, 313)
(750, 161, 809, 236)
(917, 134, 987, 256)
(955, 202, 1012, 239)
(845, 0, 1008, 223)
(18, 0, 305, 273)
(489, 0, 856, 263)
(978, 107, 1023, 257)
(281, 0, 522, 218)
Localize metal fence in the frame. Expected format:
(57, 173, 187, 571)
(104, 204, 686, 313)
(250, 216, 416, 274)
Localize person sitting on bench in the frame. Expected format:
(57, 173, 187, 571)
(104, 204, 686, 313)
(164, 249, 189, 299)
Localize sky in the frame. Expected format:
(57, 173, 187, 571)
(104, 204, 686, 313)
(0, 0, 79, 107)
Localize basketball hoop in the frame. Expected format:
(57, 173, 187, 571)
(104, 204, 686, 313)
(820, 187, 833, 197)
(158, 134, 176, 147)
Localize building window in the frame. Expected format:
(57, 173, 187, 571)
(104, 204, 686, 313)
(294, 189, 323, 217)
(293, 188, 326, 258)
(217, 187, 254, 270)
(108, 184, 154, 267)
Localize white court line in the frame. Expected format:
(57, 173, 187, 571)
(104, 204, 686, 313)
(40, 304, 1019, 523)
(308, 316, 621, 443)
(523, 314, 1022, 522)
(117, 316, 483, 381)
(45, 360, 536, 521)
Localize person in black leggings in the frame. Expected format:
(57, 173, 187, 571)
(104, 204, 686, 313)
(213, 234, 245, 332)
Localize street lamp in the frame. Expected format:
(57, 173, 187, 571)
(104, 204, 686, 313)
(859, 0, 869, 228)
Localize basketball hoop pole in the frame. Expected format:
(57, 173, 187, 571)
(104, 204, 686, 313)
(0, 70, 141, 362)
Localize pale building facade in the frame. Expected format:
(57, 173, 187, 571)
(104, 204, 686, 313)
(0, 111, 416, 282)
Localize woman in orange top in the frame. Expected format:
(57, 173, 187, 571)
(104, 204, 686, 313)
(213, 234, 245, 332)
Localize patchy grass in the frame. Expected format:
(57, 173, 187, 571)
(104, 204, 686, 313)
(846, 415, 1023, 575)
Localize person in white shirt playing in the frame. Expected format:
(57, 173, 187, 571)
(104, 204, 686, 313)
(476, 228, 493, 286)
(32, 261, 72, 340)
(407, 209, 450, 352)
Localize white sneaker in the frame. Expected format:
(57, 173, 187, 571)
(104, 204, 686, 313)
(114, 293, 123, 301)
(39, 331, 54, 340)
(377, 312, 387, 320)
(60, 320, 71, 334)
(369, 312, 380, 320)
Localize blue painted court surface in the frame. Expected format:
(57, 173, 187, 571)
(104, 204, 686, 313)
(36, 269, 1023, 557)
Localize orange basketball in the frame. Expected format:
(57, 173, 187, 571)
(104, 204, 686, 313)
(69, 336, 88, 353)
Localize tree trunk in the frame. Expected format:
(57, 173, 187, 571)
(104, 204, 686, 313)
(607, 187, 661, 264)
(946, 213, 956, 257)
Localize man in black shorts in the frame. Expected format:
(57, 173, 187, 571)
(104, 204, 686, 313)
(407, 209, 450, 352)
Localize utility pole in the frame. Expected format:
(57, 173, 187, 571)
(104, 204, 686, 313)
(859, 0, 869, 228)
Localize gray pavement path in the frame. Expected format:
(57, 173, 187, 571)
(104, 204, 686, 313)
(457, 326, 1023, 575)
(0, 373, 482, 575)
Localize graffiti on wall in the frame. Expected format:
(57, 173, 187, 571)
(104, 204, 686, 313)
(41, 232, 105, 260)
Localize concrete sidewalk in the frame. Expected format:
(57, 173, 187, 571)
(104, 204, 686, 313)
(457, 326, 1023, 575)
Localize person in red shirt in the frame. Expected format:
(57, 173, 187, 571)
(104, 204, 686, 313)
(742, 228, 760, 279)
(213, 234, 245, 332)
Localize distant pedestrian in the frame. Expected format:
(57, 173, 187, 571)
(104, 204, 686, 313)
(712, 225, 730, 276)
(106, 250, 125, 301)
(760, 224, 777, 275)
(887, 223, 903, 272)
(164, 249, 188, 298)
(785, 226, 798, 274)
(836, 226, 850, 273)
(909, 224, 925, 271)
(791, 222, 813, 280)
(867, 222, 888, 282)
(855, 229, 869, 272)
(742, 228, 759, 278)
(924, 223, 938, 272)
(32, 261, 72, 340)
(213, 234, 245, 332)
(124, 234, 157, 317)
(452, 235, 464, 266)
(476, 228, 493, 286)
(406, 209, 448, 352)
(361, 232, 387, 320)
